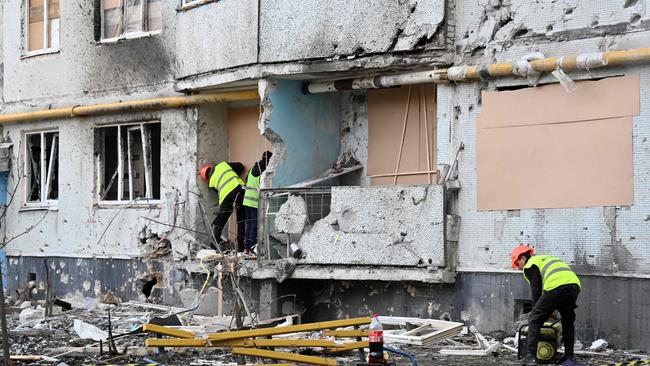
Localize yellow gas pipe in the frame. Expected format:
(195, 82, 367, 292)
(0, 90, 260, 124)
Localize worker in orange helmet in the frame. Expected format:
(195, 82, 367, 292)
(511, 244, 583, 366)
(199, 161, 246, 252)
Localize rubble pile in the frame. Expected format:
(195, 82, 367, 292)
(2, 298, 648, 365)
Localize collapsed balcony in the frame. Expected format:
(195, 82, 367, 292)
(241, 78, 455, 283)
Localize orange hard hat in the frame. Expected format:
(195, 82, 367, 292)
(510, 244, 534, 269)
(199, 164, 213, 182)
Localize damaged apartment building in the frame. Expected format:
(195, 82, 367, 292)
(1, 0, 650, 353)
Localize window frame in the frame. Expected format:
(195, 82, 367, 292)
(179, 0, 216, 11)
(100, 0, 162, 43)
(94, 121, 161, 207)
(23, 0, 61, 57)
(23, 129, 59, 209)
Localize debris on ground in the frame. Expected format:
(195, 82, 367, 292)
(2, 298, 648, 366)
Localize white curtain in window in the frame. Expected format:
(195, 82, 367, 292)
(103, 0, 123, 39)
(126, 0, 143, 33)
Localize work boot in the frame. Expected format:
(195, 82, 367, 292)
(520, 354, 537, 365)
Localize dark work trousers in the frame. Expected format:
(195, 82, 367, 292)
(211, 186, 245, 252)
(244, 206, 258, 251)
(526, 284, 580, 359)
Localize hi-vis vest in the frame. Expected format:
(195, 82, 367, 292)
(209, 162, 245, 205)
(524, 255, 581, 292)
(243, 169, 260, 209)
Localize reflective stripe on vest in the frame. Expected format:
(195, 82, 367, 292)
(243, 169, 260, 209)
(209, 162, 245, 205)
(524, 255, 581, 292)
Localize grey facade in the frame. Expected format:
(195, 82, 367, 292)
(1, 0, 650, 352)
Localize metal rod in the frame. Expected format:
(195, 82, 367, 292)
(422, 86, 432, 185)
(393, 86, 412, 185)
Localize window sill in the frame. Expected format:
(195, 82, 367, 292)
(21, 48, 60, 59)
(178, 0, 217, 11)
(19, 205, 59, 212)
(96, 200, 162, 209)
(99, 30, 163, 44)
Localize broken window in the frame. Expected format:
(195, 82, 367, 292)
(27, 0, 60, 52)
(95, 122, 161, 203)
(24, 131, 59, 205)
(101, 0, 162, 40)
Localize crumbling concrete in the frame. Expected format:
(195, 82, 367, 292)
(275, 195, 309, 235)
(339, 91, 370, 186)
(259, 0, 446, 63)
(260, 79, 341, 187)
(297, 185, 445, 267)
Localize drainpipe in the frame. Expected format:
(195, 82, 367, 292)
(0, 90, 260, 124)
(306, 47, 650, 93)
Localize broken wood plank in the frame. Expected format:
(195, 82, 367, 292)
(287, 165, 363, 188)
(145, 338, 208, 347)
(328, 341, 369, 354)
(323, 329, 368, 338)
(142, 323, 195, 339)
(208, 317, 371, 342)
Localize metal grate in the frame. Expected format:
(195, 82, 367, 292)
(259, 188, 332, 260)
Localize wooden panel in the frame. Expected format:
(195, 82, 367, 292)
(477, 117, 633, 210)
(367, 84, 437, 185)
(28, 21, 44, 51)
(227, 106, 272, 175)
(477, 76, 639, 211)
(480, 75, 640, 128)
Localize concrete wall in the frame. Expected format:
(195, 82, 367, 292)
(175, 0, 258, 79)
(445, 0, 650, 275)
(261, 79, 341, 187)
(1, 108, 200, 259)
(2, 0, 177, 103)
(298, 185, 445, 267)
(259, 0, 446, 63)
(456, 0, 649, 57)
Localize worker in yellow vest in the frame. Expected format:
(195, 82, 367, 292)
(511, 245, 583, 366)
(243, 151, 272, 255)
(199, 161, 246, 252)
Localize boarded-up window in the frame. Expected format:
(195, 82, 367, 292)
(477, 75, 640, 211)
(101, 0, 162, 40)
(27, 0, 60, 52)
(227, 106, 272, 176)
(367, 84, 437, 186)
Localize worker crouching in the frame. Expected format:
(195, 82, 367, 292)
(511, 245, 584, 366)
(200, 161, 246, 252)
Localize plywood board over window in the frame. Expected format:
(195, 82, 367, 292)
(477, 75, 640, 211)
(367, 84, 437, 186)
(227, 106, 272, 176)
